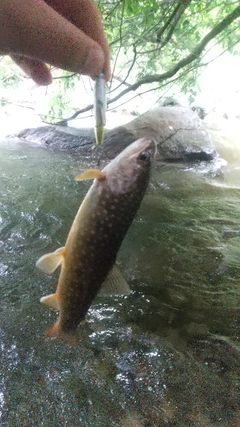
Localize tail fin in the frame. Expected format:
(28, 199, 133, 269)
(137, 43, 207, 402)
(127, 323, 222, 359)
(46, 321, 78, 344)
(46, 320, 60, 338)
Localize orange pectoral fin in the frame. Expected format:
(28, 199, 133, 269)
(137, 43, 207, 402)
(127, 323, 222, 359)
(75, 169, 105, 182)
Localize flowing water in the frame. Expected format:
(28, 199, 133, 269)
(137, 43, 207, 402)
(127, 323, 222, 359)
(0, 136, 239, 426)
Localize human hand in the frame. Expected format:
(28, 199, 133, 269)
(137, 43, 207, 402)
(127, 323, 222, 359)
(0, 0, 110, 85)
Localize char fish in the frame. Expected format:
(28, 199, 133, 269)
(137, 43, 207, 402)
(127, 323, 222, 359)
(36, 138, 155, 339)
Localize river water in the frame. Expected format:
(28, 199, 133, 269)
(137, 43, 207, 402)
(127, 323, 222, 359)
(0, 135, 239, 426)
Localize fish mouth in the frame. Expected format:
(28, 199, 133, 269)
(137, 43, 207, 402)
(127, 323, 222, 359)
(112, 138, 156, 164)
(103, 138, 156, 194)
(125, 138, 155, 158)
(134, 138, 157, 160)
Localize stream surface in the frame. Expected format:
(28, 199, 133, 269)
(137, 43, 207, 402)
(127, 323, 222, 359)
(0, 137, 239, 427)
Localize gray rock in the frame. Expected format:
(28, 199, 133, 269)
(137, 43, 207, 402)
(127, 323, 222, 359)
(100, 106, 215, 161)
(15, 125, 95, 155)
(13, 106, 216, 162)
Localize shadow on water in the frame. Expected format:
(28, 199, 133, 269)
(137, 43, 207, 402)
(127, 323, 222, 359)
(0, 139, 239, 426)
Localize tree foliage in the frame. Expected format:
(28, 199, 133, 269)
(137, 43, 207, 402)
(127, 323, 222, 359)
(1, 0, 240, 122)
(60, 0, 240, 123)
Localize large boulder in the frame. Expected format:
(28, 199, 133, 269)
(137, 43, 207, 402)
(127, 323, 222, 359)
(13, 106, 216, 162)
(101, 106, 216, 161)
(15, 125, 95, 156)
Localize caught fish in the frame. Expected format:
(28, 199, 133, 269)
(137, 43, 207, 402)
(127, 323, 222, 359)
(36, 138, 155, 339)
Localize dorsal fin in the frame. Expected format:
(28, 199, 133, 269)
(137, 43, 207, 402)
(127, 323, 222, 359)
(98, 264, 131, 296)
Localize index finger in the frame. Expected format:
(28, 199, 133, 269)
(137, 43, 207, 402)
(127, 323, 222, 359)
(0, 0, 110, 79)
(45, 0, 111, 80)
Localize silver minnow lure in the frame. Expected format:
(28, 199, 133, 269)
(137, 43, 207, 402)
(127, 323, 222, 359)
(94, 72, 106, 146)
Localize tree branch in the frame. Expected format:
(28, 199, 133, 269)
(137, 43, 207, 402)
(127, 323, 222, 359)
(107, 4, 240, 105)
(109, 45, 137, 94)
(156, 0, 192, 49)
(55, 3, 240, 125)
(109, 0, 126, 89)
(52, 73, 76, 80)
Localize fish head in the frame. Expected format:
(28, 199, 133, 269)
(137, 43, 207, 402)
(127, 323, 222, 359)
(103, 138, 156, 194)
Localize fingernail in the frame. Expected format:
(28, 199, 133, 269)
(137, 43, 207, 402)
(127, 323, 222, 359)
(81, 48, 104, 76)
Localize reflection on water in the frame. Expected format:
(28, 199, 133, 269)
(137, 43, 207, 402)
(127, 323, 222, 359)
(0, 138, 239, 426)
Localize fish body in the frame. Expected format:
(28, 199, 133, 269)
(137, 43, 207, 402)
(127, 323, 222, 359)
(37, 138, 155, 338)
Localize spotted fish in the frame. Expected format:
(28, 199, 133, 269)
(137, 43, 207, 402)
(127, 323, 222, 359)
(36, 138, 155, 339)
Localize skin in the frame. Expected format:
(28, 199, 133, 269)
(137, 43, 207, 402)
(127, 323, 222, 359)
(0, 0, 111, 85)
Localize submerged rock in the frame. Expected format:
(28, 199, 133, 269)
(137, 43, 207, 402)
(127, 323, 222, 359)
(13, 106, 216, 162)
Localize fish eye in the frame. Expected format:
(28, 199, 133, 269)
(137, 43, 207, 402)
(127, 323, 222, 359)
(139, 152, 149, 161)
